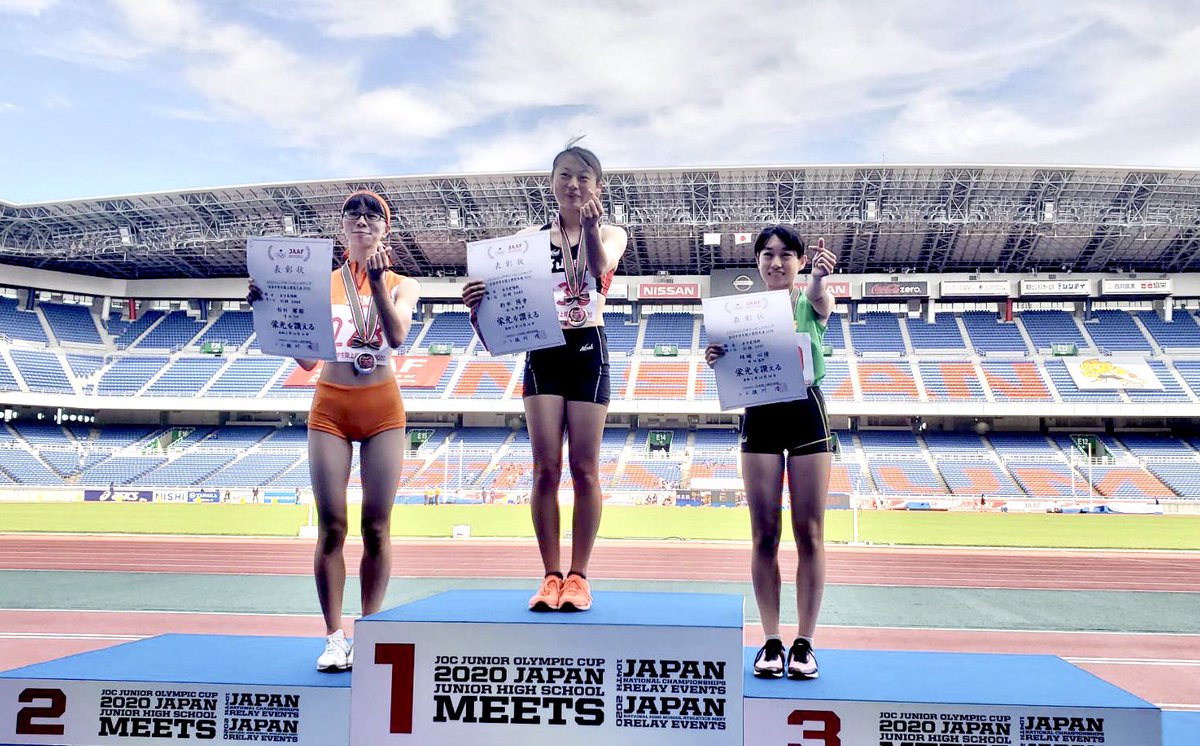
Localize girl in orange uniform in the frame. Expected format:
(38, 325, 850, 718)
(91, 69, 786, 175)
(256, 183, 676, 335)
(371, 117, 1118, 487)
(251, 190, 419, 670)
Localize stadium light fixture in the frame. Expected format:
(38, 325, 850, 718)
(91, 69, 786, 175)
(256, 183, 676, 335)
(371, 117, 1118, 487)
(613, 204, 626, 224)
(118, 226, 133, 246)
(447, 208, 462, 229)
(863, 199, 879, 222)
(282, 215, 296, 235)
(1041, 200, 1056, 222)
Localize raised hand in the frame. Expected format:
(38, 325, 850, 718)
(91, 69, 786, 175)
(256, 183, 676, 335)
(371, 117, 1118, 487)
(704, 344, 726, 368)
(461, 279, 486, 310)
(580, 195, 604, 229)
(808, 238, 837, 278)
(366, 246, 393, 280)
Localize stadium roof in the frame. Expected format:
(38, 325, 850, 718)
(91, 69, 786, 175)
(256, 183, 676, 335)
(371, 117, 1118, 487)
(2, 164, 1199, 280)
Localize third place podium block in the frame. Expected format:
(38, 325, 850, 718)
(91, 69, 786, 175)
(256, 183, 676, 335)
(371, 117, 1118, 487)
(349, 589, 745, 746)
(742, 648, 1162, 746)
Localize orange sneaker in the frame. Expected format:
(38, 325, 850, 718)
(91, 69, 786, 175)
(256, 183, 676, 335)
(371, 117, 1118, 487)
(528, 574, 563, 611)
(558, 574, 592, 612)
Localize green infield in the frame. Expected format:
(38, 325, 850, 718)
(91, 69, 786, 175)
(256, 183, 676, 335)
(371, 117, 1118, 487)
(1, 502, 1198, 549)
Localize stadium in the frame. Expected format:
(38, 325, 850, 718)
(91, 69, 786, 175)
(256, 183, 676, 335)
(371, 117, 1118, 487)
(2, 163, 1200, 744)
(1, 164, 1199, 512)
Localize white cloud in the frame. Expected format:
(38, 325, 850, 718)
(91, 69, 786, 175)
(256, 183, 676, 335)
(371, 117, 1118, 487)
(7, 0, 1200, 188)
(0, 0, 58, 14)
(269, 0, 459, 39)
(0, 102, 25, 114)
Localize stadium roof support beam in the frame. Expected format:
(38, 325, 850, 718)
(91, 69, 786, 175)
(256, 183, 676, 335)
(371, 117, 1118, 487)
(1164, 222, 1200, 273)
(996, 226, 1041, 273)
(845, 168, 887, 273)
(264, 186, 321, 235)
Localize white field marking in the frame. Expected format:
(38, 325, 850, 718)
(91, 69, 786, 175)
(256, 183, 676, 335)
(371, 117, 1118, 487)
(1066, 657, 1200, 666)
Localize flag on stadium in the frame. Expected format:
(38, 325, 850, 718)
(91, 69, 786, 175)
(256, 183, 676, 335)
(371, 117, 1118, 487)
(702, 233, 721, 246)
(734, 232, 752, 245)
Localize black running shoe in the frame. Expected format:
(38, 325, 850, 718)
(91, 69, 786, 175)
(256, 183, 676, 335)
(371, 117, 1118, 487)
(787, 638, 819, 680)
(752, 638, 785, 679)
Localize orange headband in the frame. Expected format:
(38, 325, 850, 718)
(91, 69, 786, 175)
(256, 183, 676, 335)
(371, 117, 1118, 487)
(342, 189, 391, 226)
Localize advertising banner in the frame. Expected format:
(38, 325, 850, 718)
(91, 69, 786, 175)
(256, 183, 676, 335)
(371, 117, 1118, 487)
(1099, 278, 1173, 295)
(83, 489, 153, 503)
(940, 280, 1011, 296)
(637, 283, 700, 301)
(709, 269, 850, 298)
(863, 280, 929, 298)
(1019, 279, 1091, 296)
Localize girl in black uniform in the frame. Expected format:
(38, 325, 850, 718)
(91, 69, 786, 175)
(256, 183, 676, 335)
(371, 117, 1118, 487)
(463, 143, 628, 611)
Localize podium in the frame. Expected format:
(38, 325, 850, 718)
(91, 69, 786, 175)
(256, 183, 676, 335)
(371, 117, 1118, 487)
(2, 590, 1191, 746)
(349, 590, 745, 745)
(0, 635, 349, 745)
(742, 648, 1161, 745)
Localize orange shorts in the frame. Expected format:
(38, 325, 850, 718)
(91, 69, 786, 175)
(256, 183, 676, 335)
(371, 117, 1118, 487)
(308, 378, 406, 442)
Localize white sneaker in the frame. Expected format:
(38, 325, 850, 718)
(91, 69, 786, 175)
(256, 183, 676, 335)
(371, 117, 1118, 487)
(316, 630, 350, 672)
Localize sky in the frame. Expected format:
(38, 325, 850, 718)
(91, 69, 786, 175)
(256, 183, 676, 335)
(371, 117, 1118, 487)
(0, 0, 1198, 203)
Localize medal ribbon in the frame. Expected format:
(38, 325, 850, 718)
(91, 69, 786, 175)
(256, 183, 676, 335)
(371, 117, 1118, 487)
(556, 213, 590, 308)
(339, 262, 382, 352)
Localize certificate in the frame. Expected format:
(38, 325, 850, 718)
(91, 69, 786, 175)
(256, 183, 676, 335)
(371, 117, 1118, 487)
(702, 290, 807, 411)
(247, 236, 336, 360)
(466, 232, 565, 355)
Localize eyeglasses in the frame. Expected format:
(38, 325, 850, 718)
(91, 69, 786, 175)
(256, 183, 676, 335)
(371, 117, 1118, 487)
(343, 210, 385, 223)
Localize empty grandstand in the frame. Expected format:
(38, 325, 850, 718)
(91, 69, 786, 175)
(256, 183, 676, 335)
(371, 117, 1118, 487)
(1, 164, 1199, 510)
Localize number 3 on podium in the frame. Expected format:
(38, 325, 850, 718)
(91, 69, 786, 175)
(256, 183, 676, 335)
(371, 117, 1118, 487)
(788, 709, 841, 746)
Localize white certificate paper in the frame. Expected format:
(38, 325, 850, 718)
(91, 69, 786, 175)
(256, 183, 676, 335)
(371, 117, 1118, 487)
(702, 290, 807, 411)
(466, 232, 565, 355)
(247, 236, 336, 360)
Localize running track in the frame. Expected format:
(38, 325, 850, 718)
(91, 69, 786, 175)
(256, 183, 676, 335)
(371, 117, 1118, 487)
(2, 536, 1198, 710)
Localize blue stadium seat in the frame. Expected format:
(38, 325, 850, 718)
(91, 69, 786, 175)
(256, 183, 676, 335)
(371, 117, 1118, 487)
(8, 349, 73, 393)
(1136, 311, 1200, 350)
(419, 312, 473, 351)
(1019, 310, 1089, 351)
(203, 357, 283, 398)
(603, 312, 640, 354)
(961, 311, 1027, 353)
(1124, 360, 1190, 402)
(0, 297, 48, 343)
(40, 302, 102, 344)
(135, 310, 206, 350)
(1084, 310, 1151, 352)
(194, 311, 254, 349)
(143, 357, 226, 397)
(96, 357, 170, 395)
(849, 312, 905, 353)
(641, 313, 695, 351)
(113, 310, 164, 348)
(905, 316, 966, 350)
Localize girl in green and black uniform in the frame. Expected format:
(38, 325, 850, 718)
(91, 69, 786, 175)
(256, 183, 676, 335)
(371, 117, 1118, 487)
(705, 225, 838, 680)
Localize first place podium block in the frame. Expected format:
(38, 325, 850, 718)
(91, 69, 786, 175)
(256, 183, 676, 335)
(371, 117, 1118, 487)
(0, 635, 350, 746)
(743, 649, 1162, 746)
(349, 589, 744, 746)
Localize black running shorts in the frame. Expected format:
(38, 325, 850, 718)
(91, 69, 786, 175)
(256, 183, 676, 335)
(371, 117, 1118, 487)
(740, 386, 833, 456)
(523, 326, 611, 405)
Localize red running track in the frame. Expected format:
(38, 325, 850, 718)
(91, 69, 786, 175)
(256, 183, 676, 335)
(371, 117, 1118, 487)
(1, 536, 1197, 708)
(2, 535, 1198, 591)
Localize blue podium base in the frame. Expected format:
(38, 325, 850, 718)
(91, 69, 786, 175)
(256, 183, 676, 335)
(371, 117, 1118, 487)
(0, 635, 349, 745)
(0, 592, 1185, 746)
(743, 647, 1161, 745)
